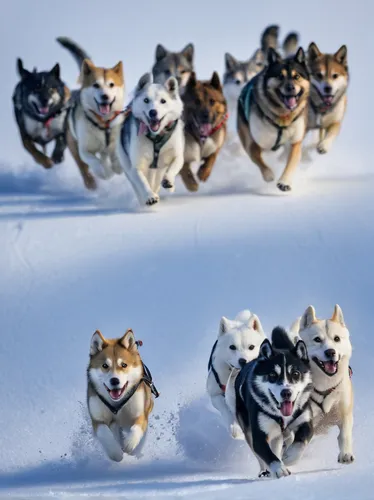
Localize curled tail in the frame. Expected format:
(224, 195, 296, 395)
(56, 37, 92, 70)
(283, 32, 299, 57)
(261, 25, 279, 53)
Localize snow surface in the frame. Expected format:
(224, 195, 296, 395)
(1, 0, 374, 498)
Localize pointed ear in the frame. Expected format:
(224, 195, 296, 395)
(50, 63, 60, 80)
(267, 47, 281, 65)
(300, 306, 317, 330)
(331, 304, 345, 326)
(294, 47, 306, 65)
(187, 71, 197, 88)
(136, 72, 152, 93)
(112, 61, 123, 78)
(308, 42, 322, 61)
(334, 45, 347, 66)
(248, 314, 264, 334)
(17, 58, 30, 79)
(82, 58, 95, 76)
(219, 316, 232, 336)
(119, 329, 137, 350)
(181, 43, 194, 63)
(90, 330, 107, 356)
(294, 340, 309, 362)
(259, 339, 273, 359)
(155, 44, 168, 62)
(210, 71, 222, 91)
(165, 76, 179, 95)
(253, 48, 265, 65)
(225, 53, 237, 71)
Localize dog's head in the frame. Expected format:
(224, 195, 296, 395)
(253, 333, 312, 418)
(216, 311, 266, 370)
(88, 329, 143, 403)
(308, 43, 348, 109)
(17, 59, 64, 117)
(298, 305, 352, 379)
(262, 47, 310, 114)
(152, 43, 194, 91)
(132, 73, 183, 135)
(223, 50, 265, 102)
(183, 72, 227, 139)
(79, 59, 125, 117)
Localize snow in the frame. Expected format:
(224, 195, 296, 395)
(1, 0, 374, 497)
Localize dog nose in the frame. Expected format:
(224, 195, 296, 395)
(324, 84, 332, 94)
(281, 389, 292, 400)
(285, 82, 295, 93)
(239, 358, 247, 368)
(201, 110, 210, 122)
(110, 377, 120, 386)
(325, 349, 336, 359)
(235, 79, 242, 85)
(149, 109, 158, 118)
(101, 94, 109, 101)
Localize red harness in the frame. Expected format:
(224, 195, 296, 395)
(207, 112, 229, 137)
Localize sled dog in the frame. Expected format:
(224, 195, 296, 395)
(152, 43, 194, 92)
(87, 329, 158, 461)
(57, 37, 125, 189)
(13, 59, 70, 168)
(229, 328, 313, 478)
(117, 73, 184, 206)
(207, 310, 265, 440)
(296, 305, 354, 464)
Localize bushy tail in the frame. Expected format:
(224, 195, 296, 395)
(261, 25, 279, 52)
(283, 32, 299, 57)
(235, 309, 252, 323)
(56, 37, 92, 70)
(271, 326, 295, 352)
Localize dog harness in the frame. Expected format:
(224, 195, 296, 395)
(92, 360, 160, 416)
(84, 109, 126, 148)
(238, 76, 304, 151)
(208, 340, 226, 394)
(186, 113, 229, 146)
(121, 109, 178, 169)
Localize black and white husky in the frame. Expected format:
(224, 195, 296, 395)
(227, 327, 313, 478)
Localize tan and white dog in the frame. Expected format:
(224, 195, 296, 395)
(295, 305, 354, 464)
(57, 37, 126, 189)
(87, 329, 155, 462)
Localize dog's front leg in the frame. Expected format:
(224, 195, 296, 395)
(337, 410, 354, 464)
(66, 129, 97, 190)
(317, 122, 341, 154)
(180, 162, 199, 192)
(162, 154, 184, 192)
(79, 148, 108, 180)
(277, 141, 302, 192)
(211, 394, 243, 439)
(127, 161, 160, 206)
(283, 421, 313, 466)
(21, 136, 53, 169)
(51, 134, 66, 164)
(122, 415, 147, 454)
(94, 423, 124, 462)
(197, 150, 219, 182)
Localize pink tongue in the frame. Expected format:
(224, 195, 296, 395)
(99, 104, 111, 115)
(280, 401, 293, 417)
(324, 361, 337, 374)
(109, 389, 122, 400)
(200, 123, 212, 136)
(324, 96, 333, 106)
(39, 107, 49, 114)
(150, 121, 160, 132)
(285, 96, 297, 109)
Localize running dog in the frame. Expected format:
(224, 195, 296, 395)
(180, 72, 228, 191)
(152, 43, 194, 92)
(228, 328, 313, 478)
(307, 43, 348, 154)
(13, 59, 70, 168)
(87, 329, 158, 461)
(296, 305, 354, 464)
(207, 310, 265, 440)
(238, 47, 310, 192)
(57, 37, 126, 189)
(117, 73, 184, 206)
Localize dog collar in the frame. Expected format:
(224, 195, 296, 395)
(200, 113, 229, 143)
(85, 109, 125, 147)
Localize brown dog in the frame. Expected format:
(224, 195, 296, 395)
(180, 72, 228, 191)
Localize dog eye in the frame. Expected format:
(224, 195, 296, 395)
(334, 336, 341, 342)
(268, 371, 277, 382)
(316, 72, 324, 80)
(144, 97, 149, 104)
(292, 370, 301, 382)
(229, 345, 237, 350)
(108, 82, 114, 88)
(209, 99, 215, 106)
(160, 98, 166, 104)
(332, 73, 339, 79)
(293, 74, 300, 80)
(93, 83, 100, 89)
(102, 363, 109, 369)
(121, 362, 127, 368)
(248, 345, 255, 351)
(195, 98, 201, 106)
(314, 336, 322, 343)
(180, 69, 187, 74)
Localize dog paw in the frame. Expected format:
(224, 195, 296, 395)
(262, 167, 275, 183)
(230, 423, 244, 440)
(258, 470, 271, 478)
(84, 174, 97, 191)
(145, 193, 160, 206)
(162, 177, 175, 191)
(277, 181, 292, 192)
(52, 150, 64, 164)
(338, 452, 355, 464)
(106, 447, 123, 462)
(41, 157, 54, 169)
(317, 141, 329, 154)
(122, 425, 143, 454)
(270, 462, 291, 478)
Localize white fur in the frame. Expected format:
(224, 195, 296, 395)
(250, 110, 306, 151)
(96, 423, 123, 462)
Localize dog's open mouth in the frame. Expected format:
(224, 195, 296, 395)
(313, 357, 339, 376)
(200, 123, 212, 137)
(322, 95, 334, 106)
(33, 103, 50, 115)
(277, 90, 303, 111)
(95, 98, 115, 116)
(280, 400, 294, 417)
(105, 381, 128, 401)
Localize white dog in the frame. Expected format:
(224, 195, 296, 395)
(207, 310, 266, 439)
(117, 73, 184, 206)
